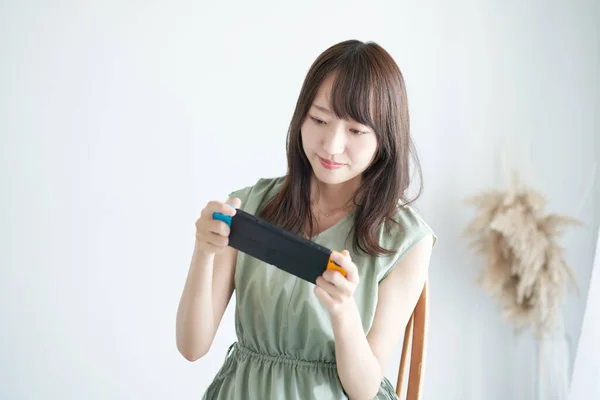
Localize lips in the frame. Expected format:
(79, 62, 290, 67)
(318, 156, 344, 170)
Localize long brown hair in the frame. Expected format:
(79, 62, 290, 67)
(259, 39, 423, 257)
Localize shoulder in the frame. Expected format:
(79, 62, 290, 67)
(376, 203, 437, 281)
(228, 175, 286, 213)
(388, 203, 436, 242)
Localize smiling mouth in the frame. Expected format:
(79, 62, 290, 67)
(318, 156, 345, 169)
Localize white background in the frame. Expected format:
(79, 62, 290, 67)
(1, 1, 598, 399)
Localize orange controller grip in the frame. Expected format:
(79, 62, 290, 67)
(326, 252, 348, 277)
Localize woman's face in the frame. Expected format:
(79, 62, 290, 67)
(300, 74, 378, 187)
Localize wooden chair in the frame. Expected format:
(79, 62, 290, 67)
(395, 282, 428, 400)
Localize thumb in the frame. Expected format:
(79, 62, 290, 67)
(226, 197, 242, 210)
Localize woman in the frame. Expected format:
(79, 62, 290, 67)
(176, 39, 436, 400)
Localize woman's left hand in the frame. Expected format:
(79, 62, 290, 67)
(315, 250, 360, 317)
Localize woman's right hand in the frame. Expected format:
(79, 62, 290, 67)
(195, 197, 242, 255)
(179, 197, 242, 361)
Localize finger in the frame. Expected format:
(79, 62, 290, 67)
(317, 276, 349, 300)
(331, 250, 350, 269)
(203, 200, 237, 217)
(340, 250, 359, 281)
(314, 285, 334, 308)
(218, 200, 237, 216)
(316, 276, 337, 295)
(345, 262, 359, 285)
(323, 269, 347, 287)
(196, 230, 227, 247)
(226, 197, 242, 210)
(322, 271, 354, 297)
(206, 231, 229, 247)
(201, 202, 219, 218)
(208, 219, 231, 236)
(332, 251, 359, 284)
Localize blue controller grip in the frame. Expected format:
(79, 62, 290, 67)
(212, 212, 232, 226)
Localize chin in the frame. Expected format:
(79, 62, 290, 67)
(312, 164, 353, 185)
(315, 172, 344, 185)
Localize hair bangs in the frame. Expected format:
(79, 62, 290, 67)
(329, 61, 378, 134)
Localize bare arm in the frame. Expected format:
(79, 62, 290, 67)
(366, 234, 433, 371)
(176, 244, 237, 361)
(319, 235, 434, 399)
(176, 199, 240, 361)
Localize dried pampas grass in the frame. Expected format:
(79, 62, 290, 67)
(464, 173, 580, 338)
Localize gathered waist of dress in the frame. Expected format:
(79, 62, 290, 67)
(226, 342, 338, 369)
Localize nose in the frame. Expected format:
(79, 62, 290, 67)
(322, 125, 346, 155)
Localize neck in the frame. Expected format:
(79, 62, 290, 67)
(310, 173, 360, 210)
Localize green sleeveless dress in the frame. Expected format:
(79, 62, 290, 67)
(202, 176, 436, 400)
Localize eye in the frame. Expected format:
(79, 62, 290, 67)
(310, 117, 325, 125)
(350, 129, 368, 135)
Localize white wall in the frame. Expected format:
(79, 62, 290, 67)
(1, 1, 598, 399)
(567, 3, 600, 395)
(569, 227, 600, 399)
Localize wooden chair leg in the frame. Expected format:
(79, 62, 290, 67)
(396, 313, 414, 398)
(406, 283, 428, 400)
